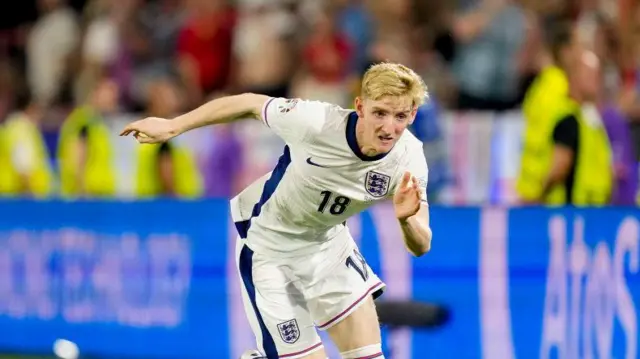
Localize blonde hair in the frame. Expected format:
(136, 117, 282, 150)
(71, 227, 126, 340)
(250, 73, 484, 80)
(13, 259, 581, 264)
(360, 62, 428, 107)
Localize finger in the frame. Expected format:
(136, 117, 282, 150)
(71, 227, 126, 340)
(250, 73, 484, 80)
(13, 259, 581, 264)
(134, 133, 152, 144)
(399, 172, 411, 189)
(412, 176, 419, 190)
(119, 124, 137, 136)
(120, 123, 133, 136)
(408, 177, 422, 200)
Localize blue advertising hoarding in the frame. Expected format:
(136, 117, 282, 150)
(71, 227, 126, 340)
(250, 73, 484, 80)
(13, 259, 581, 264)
(0, 200, 638, 359)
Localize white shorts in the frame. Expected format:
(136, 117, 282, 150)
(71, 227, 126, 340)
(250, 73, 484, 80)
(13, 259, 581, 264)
(235, 230, 386, 359)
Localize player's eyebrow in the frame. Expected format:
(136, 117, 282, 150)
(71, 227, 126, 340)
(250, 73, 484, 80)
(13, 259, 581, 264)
(371, 106, 389, 112)
(371, 105, 412, 115)
(393, 109, 412, 115)
(372, 106, 409, 112)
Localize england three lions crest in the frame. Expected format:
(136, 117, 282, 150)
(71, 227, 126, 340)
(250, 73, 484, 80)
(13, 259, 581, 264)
(277, 319, 300, 344)
(365, 171, 391, 198)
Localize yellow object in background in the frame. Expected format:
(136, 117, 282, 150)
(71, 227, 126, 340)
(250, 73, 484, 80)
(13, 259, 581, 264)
(57, 106, 116, 198)
(136, 142, 203, 198)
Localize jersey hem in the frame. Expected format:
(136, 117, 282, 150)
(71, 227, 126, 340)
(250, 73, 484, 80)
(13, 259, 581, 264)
(316, 281, 386, 330)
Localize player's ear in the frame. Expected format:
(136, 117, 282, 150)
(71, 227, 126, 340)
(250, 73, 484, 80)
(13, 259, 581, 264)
(355, 97, 364, 117)
(408, 106, 418, 125)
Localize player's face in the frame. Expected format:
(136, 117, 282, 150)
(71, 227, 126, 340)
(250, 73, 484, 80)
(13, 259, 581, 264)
(355, 95, 417, 155)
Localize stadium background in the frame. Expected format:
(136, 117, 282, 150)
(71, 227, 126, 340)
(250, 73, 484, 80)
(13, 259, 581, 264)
(0, 0, 639, 358)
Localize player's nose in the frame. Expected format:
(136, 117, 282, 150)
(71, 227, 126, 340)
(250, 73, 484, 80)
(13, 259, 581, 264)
(382, 123, 395, 136)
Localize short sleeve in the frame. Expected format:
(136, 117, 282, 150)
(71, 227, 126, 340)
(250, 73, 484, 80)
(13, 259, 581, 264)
(260, 97, 332, 144)
(398, 149, 429, 203)
(552, 115, 579, 151)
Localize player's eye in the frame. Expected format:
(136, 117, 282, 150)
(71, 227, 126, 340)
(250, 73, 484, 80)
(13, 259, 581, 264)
(396, 113, 407, 121)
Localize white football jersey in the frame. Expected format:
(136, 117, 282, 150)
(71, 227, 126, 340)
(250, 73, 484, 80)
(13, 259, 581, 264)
(230, 97, 429, 257)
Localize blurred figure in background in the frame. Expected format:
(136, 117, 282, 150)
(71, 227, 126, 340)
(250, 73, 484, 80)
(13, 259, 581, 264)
(518, 21, 579, 203)
(0, 93, 53, 198)
(75, 0, 133, 103)
(57, 77, 118, 198)
(26, 0, 80, 106)
(450, 0, 535, 111)
(203, 123, 243, 198)
(601, 100, 638, 205)
(200, 92, 244, 198)
(129, 0, 185, 110)
(522, 47, 613, 205)
(135, 78, 202, 198)
(294, 5, 353, 107)
(109, 0, 184, 111)
(233, 0, 295, 98)
(592, 11, 638, 205)
(618, 2, 640, 204)
(334, 0, 373, 76)
(176, 0, 235, 106)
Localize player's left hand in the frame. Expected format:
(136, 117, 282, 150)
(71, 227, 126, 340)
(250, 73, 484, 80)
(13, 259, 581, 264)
(119, 117, 177, 144)
(393, 171, 422, 221)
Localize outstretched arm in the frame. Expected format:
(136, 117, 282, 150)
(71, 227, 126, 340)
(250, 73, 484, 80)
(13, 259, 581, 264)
(171, 93, 268, 133)
(120, 93, 269, 143)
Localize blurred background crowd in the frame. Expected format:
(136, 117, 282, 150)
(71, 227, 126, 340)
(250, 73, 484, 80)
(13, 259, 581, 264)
(0, 0, 639, 205)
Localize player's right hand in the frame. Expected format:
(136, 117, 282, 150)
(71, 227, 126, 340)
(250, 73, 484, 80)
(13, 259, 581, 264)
(119, 117, 178, 144)
(393, 171, 422, 220)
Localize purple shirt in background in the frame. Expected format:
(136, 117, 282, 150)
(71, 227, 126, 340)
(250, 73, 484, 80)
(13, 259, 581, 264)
(204, 127, 243, 198)
(600, 104, 638, 205)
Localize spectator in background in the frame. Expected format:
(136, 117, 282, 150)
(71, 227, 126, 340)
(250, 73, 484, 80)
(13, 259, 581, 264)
(523, 49, 613, 205)
(294, 5, 353, 107)
(203, 123, 243, 198)
(26, 0, 80, 106)
(450, 0, 535, 111)
(200, 91, 244, 198)
(176, 0, 235, 106)
(131, 0, 185, 107)
(334, 0, 373, 76)
(135, 78, 202, 198)
(106, 0, 184, 111)
(0, 92, 53, 198)
(233, 0, 295, 98)
(601, 102, 638, 205)
(591, 11, 638, 206)
(618, 3, 640, 203)
(57, 78, 118, 198)
(518, 21, 579, 203)
(75, 0, 133, 103)
(138, 0, 185, 62)
(367, 0, 414, 69)
(548, 50, 613, 205)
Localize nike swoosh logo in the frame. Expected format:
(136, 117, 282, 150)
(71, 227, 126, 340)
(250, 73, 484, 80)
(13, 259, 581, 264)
(306, 157, 329, 168)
